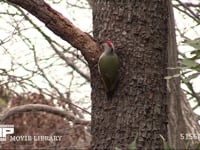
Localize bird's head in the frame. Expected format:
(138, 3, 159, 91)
(102, 40, 114, 53)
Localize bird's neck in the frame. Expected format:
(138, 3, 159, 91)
(105, 48, 114, 55)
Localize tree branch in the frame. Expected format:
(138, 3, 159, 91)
(6, 0, 100, 65)
(0, 104, 90, 126)
(15, 6, 91, 82)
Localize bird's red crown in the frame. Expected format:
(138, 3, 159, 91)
(105, 40, 113, 48)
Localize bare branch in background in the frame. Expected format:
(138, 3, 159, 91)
(172, 1, 200, 111)
(0, 2, 92, 117)
(0, 104, 90, 125)
(14, 7, 90, 82)
(173, 0, 200, 23)
(66, 1, 91, 9)
(6, 0, 100, 64)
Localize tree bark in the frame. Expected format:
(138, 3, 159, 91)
(91, 0, 168, 149)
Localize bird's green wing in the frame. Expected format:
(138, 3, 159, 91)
(98, 54, 119, 92)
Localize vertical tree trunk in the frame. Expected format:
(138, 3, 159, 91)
(91, 0, 168, 149)
(167, 1, 200, 149)
(166, 0, 184, 148)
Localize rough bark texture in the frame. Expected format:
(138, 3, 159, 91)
(6, 0, 100, 65)
(91, 0, 168, 149)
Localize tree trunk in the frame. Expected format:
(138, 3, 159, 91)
(167, 1, 200, 149)
(91, 0, 168, 149)
(166, 1, 184, 148)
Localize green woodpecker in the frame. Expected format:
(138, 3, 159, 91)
(98, 40, 119, 97)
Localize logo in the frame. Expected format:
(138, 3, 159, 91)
(0, 125, 62, 142)
(0, 125, 14, 141)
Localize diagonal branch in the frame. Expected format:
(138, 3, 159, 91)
(0, 104, 90, 126)
(15, 6, 90, 82)
(6, 0, 100, 65)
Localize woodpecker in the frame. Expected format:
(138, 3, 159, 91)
(98, 40, 119, 98)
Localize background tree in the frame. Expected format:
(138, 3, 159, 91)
(0, 0, 200, 149)
(169, 0, 200, 148)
